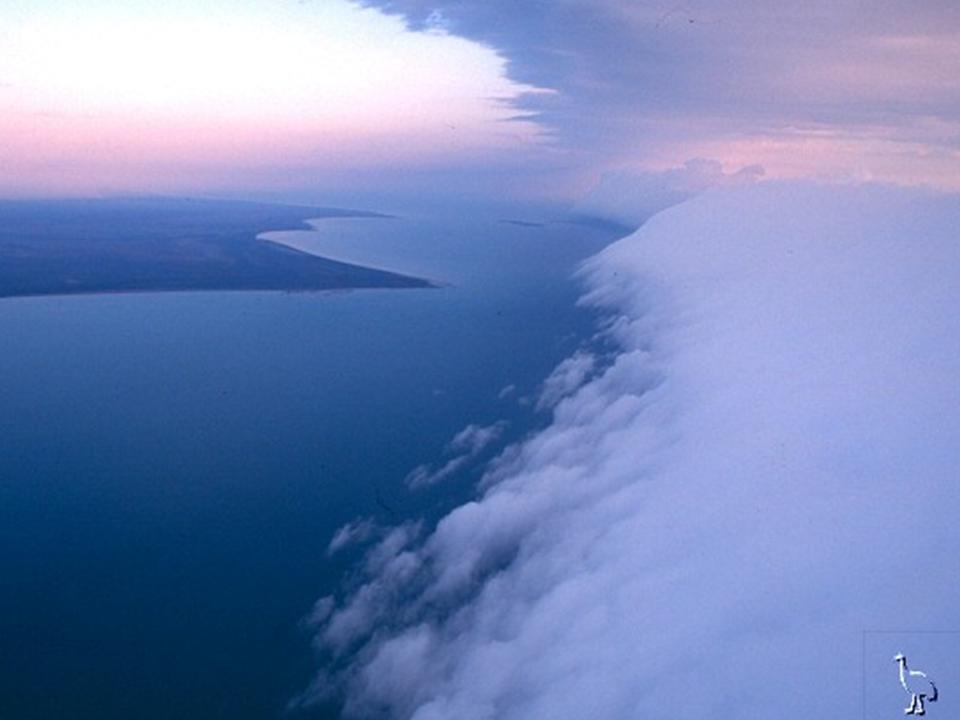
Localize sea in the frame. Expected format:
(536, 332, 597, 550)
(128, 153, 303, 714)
(0, 208, 623, 719)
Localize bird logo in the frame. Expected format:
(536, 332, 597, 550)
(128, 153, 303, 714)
(894, 653, 939, 715)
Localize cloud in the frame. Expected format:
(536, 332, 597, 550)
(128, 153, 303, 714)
(306, 180, 960, 718)
(448, 423, 506, 455)
(327, 518, 383, 556)
(0, 0, 551, 201)
(358, 0, 960, 189)
(403, 456, 471, 490)
(308, 521, 424, 661)
(534, 350, 597, 412)
(404, 421, 508, 489)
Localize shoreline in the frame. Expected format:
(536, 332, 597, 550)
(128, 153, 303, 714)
(0, 282, 438, 302)
(0, 197, 435, 300)
(257, 214, 417, 279)
(257, 229, 432, 283)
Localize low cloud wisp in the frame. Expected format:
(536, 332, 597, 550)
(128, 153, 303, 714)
(404, 421, 508, 490)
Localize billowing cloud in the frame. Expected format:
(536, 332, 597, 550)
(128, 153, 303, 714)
(534, 350, 597, 412)
(305, 180, 960, 718)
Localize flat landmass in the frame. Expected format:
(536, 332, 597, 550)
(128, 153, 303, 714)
(0, 197, 431, 298)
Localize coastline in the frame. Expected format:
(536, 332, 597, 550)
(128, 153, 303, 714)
(257, 225, 437, 285)
(0, 197, 434, 300)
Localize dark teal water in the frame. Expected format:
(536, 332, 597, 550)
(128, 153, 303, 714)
(0, 212, 619, 719)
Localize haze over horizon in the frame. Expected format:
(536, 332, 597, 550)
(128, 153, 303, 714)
(4, 0, 960, 209)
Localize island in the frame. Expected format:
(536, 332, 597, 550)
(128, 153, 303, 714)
(0, 197, 432, 298)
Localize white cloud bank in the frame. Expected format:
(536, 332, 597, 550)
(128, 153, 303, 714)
(306, 180, 960, 719)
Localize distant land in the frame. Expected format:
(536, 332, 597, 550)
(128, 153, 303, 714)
(0, 197, 432, 298)
(500, 219, 546, 228)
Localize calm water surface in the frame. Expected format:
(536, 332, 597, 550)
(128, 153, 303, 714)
(0, 211, 620, 719)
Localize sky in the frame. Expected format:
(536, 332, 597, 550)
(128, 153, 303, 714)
(361, 0, 960, 188)
(0, 0, 547, 204)
(3, 0, 959, 205)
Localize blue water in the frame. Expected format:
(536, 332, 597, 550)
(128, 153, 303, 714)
(0, 211, 620, 719)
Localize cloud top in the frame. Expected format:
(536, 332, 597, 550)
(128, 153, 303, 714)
(306, 180, 960, 718)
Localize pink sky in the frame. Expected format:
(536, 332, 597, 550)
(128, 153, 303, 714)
(0, 0, 548, 199)
(3, 0, 959, 202)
